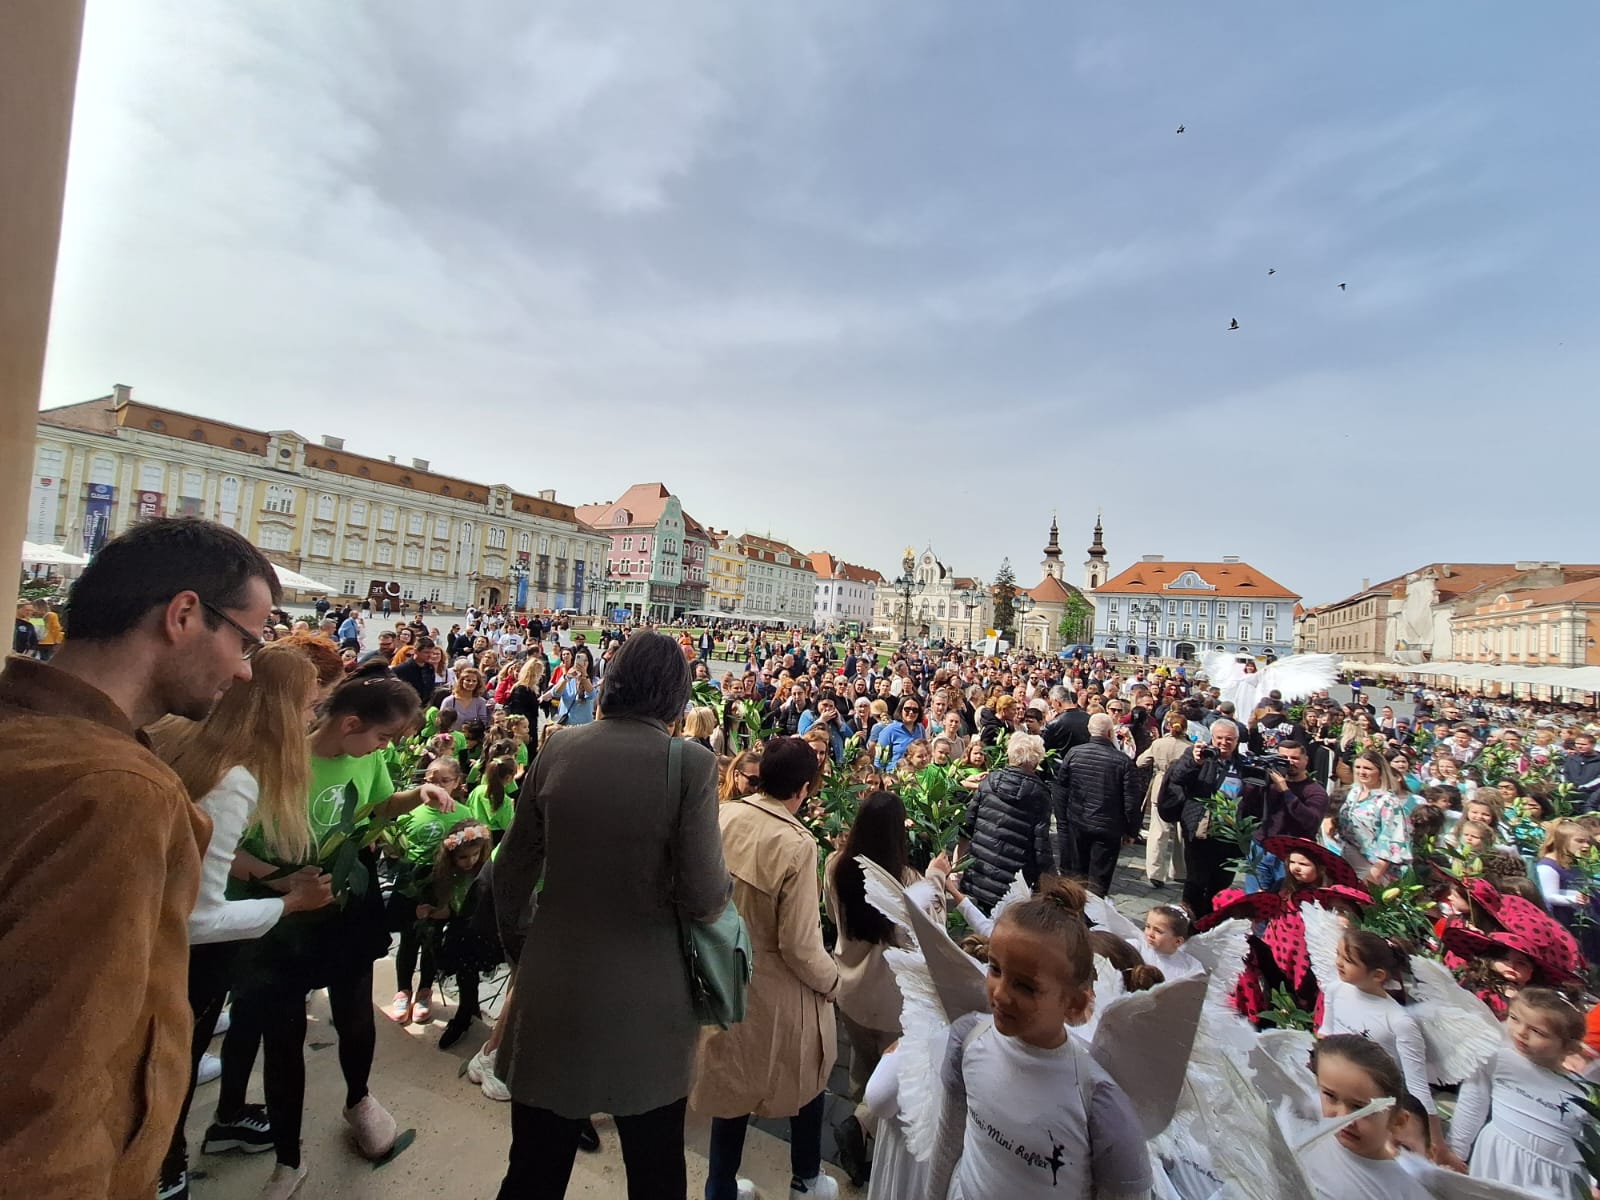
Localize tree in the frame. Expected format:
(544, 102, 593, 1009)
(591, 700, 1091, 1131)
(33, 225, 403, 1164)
(992, 559, 1017, 642)
(1058, 591, 1094, 646)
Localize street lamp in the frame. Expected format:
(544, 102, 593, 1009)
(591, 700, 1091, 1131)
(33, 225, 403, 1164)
(960, 583, 984, 649)
(508, 555, 529, 613)
(1139, 601, 1160, 659)
(894, 547, 923, 644)
(1014, 593, 1036, 650)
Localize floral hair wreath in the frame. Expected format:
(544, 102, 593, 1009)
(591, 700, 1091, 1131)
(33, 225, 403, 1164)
(442, 823, 492, 852)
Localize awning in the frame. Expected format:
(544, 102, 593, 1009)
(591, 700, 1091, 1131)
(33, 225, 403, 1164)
(272, 564, 337, 595)
(20, 541, 87, 567)
(1403, 661, 1600, 692)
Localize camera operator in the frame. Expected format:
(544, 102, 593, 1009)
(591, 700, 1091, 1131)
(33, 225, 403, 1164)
(1238, 738, 1329, 843)
(1158, 719, 1261, 916)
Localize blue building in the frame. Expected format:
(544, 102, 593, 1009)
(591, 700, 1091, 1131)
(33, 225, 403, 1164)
(1090, 554, 1300, 661)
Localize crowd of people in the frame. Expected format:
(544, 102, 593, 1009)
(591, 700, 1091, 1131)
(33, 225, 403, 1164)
(5, 515, 1600, 1200)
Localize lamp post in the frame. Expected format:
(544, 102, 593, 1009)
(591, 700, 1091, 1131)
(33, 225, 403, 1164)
(1140, 601, 1160, 659)
(961, 583, 983, 649)
(1014, 593, 1036, 650)
(508, 555, 529, 614)
(894, 547, 921, 644)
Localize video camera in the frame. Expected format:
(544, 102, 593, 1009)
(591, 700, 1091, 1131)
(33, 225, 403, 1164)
(1238, 752, 1292, 788)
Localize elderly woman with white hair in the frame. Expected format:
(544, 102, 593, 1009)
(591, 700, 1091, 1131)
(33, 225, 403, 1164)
(952, 731, 1053, 914)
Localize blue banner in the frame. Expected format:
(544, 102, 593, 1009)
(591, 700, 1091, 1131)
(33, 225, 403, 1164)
(516, 571, 528, 610)
(573, 560, 586, 613)
(83, 484, 114, 555)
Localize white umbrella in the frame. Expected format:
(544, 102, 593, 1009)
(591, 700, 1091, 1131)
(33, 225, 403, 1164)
(272, 564, 337, 595)
(20, 541, 87, 567)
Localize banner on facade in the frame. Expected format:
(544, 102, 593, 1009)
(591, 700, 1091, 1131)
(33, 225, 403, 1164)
(26, 476, 61, 545)
(572, 559, 585, 612)
(135, 490, 166, 520)
(367, 580, 402, 605)
(83, 484, 115, 555)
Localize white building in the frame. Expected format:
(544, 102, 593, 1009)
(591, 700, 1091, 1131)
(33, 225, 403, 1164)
(1092, 554, 1300, 661)
(872, 546, 992, 644)
(734, 534, 817, 625)
(809, 552, 884, 629)
(35, 385, 607, 611)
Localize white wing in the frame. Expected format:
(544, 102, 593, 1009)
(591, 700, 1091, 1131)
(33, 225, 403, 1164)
(1201, 651, 1247, 692)
(1401, 1154, 1552, 1199)
(1086, 892, 1145, 943)
(1301, 900, 1344, 996)
(1280, 1096, 1395, 1153)
(1258, 653, 1339, 704)
(1191, 1055, 1318, 1200)
(1089, 974, 1209, 1138)
(858, 855, 988, 1024)
(1186, 917, 1250, 994)
(1406, 955, 1503, 1085)
(1251, 1029, 1319, 1117)
(989, 870, 1032, 923)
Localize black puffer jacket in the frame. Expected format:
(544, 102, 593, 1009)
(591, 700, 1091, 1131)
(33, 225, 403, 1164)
(1050, 736, 1143, 839)
(960, 766, 1053, 915)
(1160, 749, 1264, 839)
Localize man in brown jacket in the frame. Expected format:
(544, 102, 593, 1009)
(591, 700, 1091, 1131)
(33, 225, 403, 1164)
(0, 518, 278, 1199)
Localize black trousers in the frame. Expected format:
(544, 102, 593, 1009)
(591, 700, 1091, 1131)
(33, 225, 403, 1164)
(1069, 829, 1122, 897)
(1181, 836, 1238, 917)
(162, 941, 240, 1174)
(497, 1097, 688, 1200)
(218, 963, 376, 1168)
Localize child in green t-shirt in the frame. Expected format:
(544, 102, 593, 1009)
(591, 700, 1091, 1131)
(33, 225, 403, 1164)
(467, 755, 519, 841)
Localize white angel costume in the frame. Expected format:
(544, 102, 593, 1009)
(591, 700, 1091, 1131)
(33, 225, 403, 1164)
(862, 1048, 926, 1200)
(1133, 939, 1205, 981)
(1200, 651, 1337, 722)
(855, 857, 1208, 1200)
(1448, 1037, 1591, 1199)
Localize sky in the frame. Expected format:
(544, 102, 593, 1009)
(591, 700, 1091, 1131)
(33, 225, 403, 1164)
(39, 1, 1600, 608)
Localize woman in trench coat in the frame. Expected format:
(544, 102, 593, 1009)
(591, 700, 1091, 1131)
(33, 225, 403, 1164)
(691, 736, 841, 1200)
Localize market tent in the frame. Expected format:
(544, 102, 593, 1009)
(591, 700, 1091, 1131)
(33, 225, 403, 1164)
(20, 541, 87, 567)
(272, 564, 337, 595)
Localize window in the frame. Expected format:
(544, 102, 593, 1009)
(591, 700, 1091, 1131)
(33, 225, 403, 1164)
(1166, 622, 1176, 637)
(556, 539, 567, 559)
(1265, 603, 1277, 620)
(1108, 599, 1118, 612)
(1182, 600, 1192, 615)
(1167, 599, 1177, 615)
(343, 579, 357, 594)
(403, 546, 421, 569)
(428, 587, 441, 602)
(263, 484, 296, 514)
(1109, 619, 1119, 633)
(316, 494, 336, 521)
(1215, 601, 1228, 618)
(408, 513, 425, 536)
(622, 536, 633, 551)
(433, 516, 450, 539)
(1198, 623, 1209, 639)
(487, 527, 506, 549)
(539, 536, 549, 555)
(350, 501, 367, 524)
(518, 533, 531, 552)
(1240, 624, 1251, 642)
(259, 525, 292, 552)
(1553, 626, 1563, 656)
(1239, 602, 1252, 619)
(1264, 625, 1277, 643)
(1181, 622, 1192, 636)
(430, 549, 446, 571)
(310, 533, 332, 557)
(134, 461, 163, 491)
(379, 506, 396, 531)
(345, 536, 365, 561)
(618, 560, 630, 576)
(1198, 600, 1209, 616)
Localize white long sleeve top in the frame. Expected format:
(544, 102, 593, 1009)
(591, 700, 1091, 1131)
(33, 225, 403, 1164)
(188, 765, 286, 945)
(1318, 980, 1435, 1114)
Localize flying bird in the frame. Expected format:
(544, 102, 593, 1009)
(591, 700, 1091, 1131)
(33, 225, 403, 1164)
(1267, 268, 1276, 276)
(1176, 125, 1185, 134)
(1228, 318, 1240, 331)
(1337, 282, 1347, 291)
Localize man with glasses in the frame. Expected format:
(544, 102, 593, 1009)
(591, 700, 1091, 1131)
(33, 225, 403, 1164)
(0, 518, 279, 1197)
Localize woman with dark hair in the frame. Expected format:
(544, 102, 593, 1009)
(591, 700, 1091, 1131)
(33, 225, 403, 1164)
(824, 790, 947, 1186)
(694, 737, 842, 1199)
(492, 631, 729, 1198)
(541, 643, 597, 726)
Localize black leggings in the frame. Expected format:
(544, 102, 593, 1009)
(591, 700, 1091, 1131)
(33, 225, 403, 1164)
(162, 941, 239, 1174)
(496, 1097, 689, 1200)
(394, 920, 441, 993)
(217, 964, 376, 1169)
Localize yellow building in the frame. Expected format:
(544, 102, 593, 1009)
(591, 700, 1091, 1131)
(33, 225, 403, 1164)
(705, 529, 746, 615)
(35, 385, 608, 611)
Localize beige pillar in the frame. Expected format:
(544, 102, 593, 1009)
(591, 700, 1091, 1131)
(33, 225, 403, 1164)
(0, 2, 86, 565)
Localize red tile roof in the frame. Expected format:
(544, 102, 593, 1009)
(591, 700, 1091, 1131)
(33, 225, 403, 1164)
(1027, 575, 1079, 604)
(1097, 559, 1298, 600)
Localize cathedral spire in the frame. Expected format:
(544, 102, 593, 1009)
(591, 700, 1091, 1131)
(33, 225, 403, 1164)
(1042, 515, 1062, 561)
(1084, 513, 1107, 591)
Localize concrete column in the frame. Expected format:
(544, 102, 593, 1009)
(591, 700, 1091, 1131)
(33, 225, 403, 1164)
(1, 2, 86, 566)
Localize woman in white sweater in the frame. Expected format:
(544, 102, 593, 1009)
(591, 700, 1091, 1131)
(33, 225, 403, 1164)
(151, 642, 336, 1200)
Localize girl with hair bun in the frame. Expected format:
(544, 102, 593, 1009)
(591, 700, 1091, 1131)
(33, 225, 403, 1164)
(927, 877, 1151, 1200)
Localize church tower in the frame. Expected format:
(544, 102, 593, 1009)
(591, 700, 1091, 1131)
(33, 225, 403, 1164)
(1084, 514, 1107, 591)
(1040, 515, 1063, 581)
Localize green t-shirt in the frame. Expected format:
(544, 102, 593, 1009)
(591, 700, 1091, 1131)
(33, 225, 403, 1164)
(452, 730, 468, 753)
(468, 780, 518, 834)
(235, 750, 397, 885)
(399, 803, 454, 865)
(515, 742, 529, 767)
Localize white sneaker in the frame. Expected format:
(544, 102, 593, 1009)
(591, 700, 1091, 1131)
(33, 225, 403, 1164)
(736, 1181, 757, 1200)
(466, 1046, 511, 1100)
(257, 1162, 307, 1200)
(790, 1174, 838, 1200)
(212, 1008, 231, 1037)
(196, 1052, 222, 1085)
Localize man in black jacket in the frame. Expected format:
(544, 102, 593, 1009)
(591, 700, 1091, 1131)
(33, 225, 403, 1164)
(1159, 719, 1262, 916)
(393, 637, 441, 704)
(1051, 713, 1143, 895)
(1040, 686, 1090, 756)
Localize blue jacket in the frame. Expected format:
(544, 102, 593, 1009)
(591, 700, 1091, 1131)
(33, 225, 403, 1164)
(871, 720, 924, 768)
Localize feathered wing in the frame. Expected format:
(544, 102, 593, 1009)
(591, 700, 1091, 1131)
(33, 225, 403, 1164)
(1279, 1097, 1395, 1153)
(1085, 892, 1145, 944)
(1201, 651, 1247, 693)
(1186, 917, 1251, 995)
(1402, 1156, 1554, 1199)
(1088, 974, 1209, 1138)
(1251, 1029, 1319, 1117)
(1192, 1055, 1318, 1200)
(1300, 900, 1344, 997)
(1258, 653, 1339, 705)
(858, 855, 988, 1163)
(1406, 955, 1503, 1085)
(990, 870, 1032, 923)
